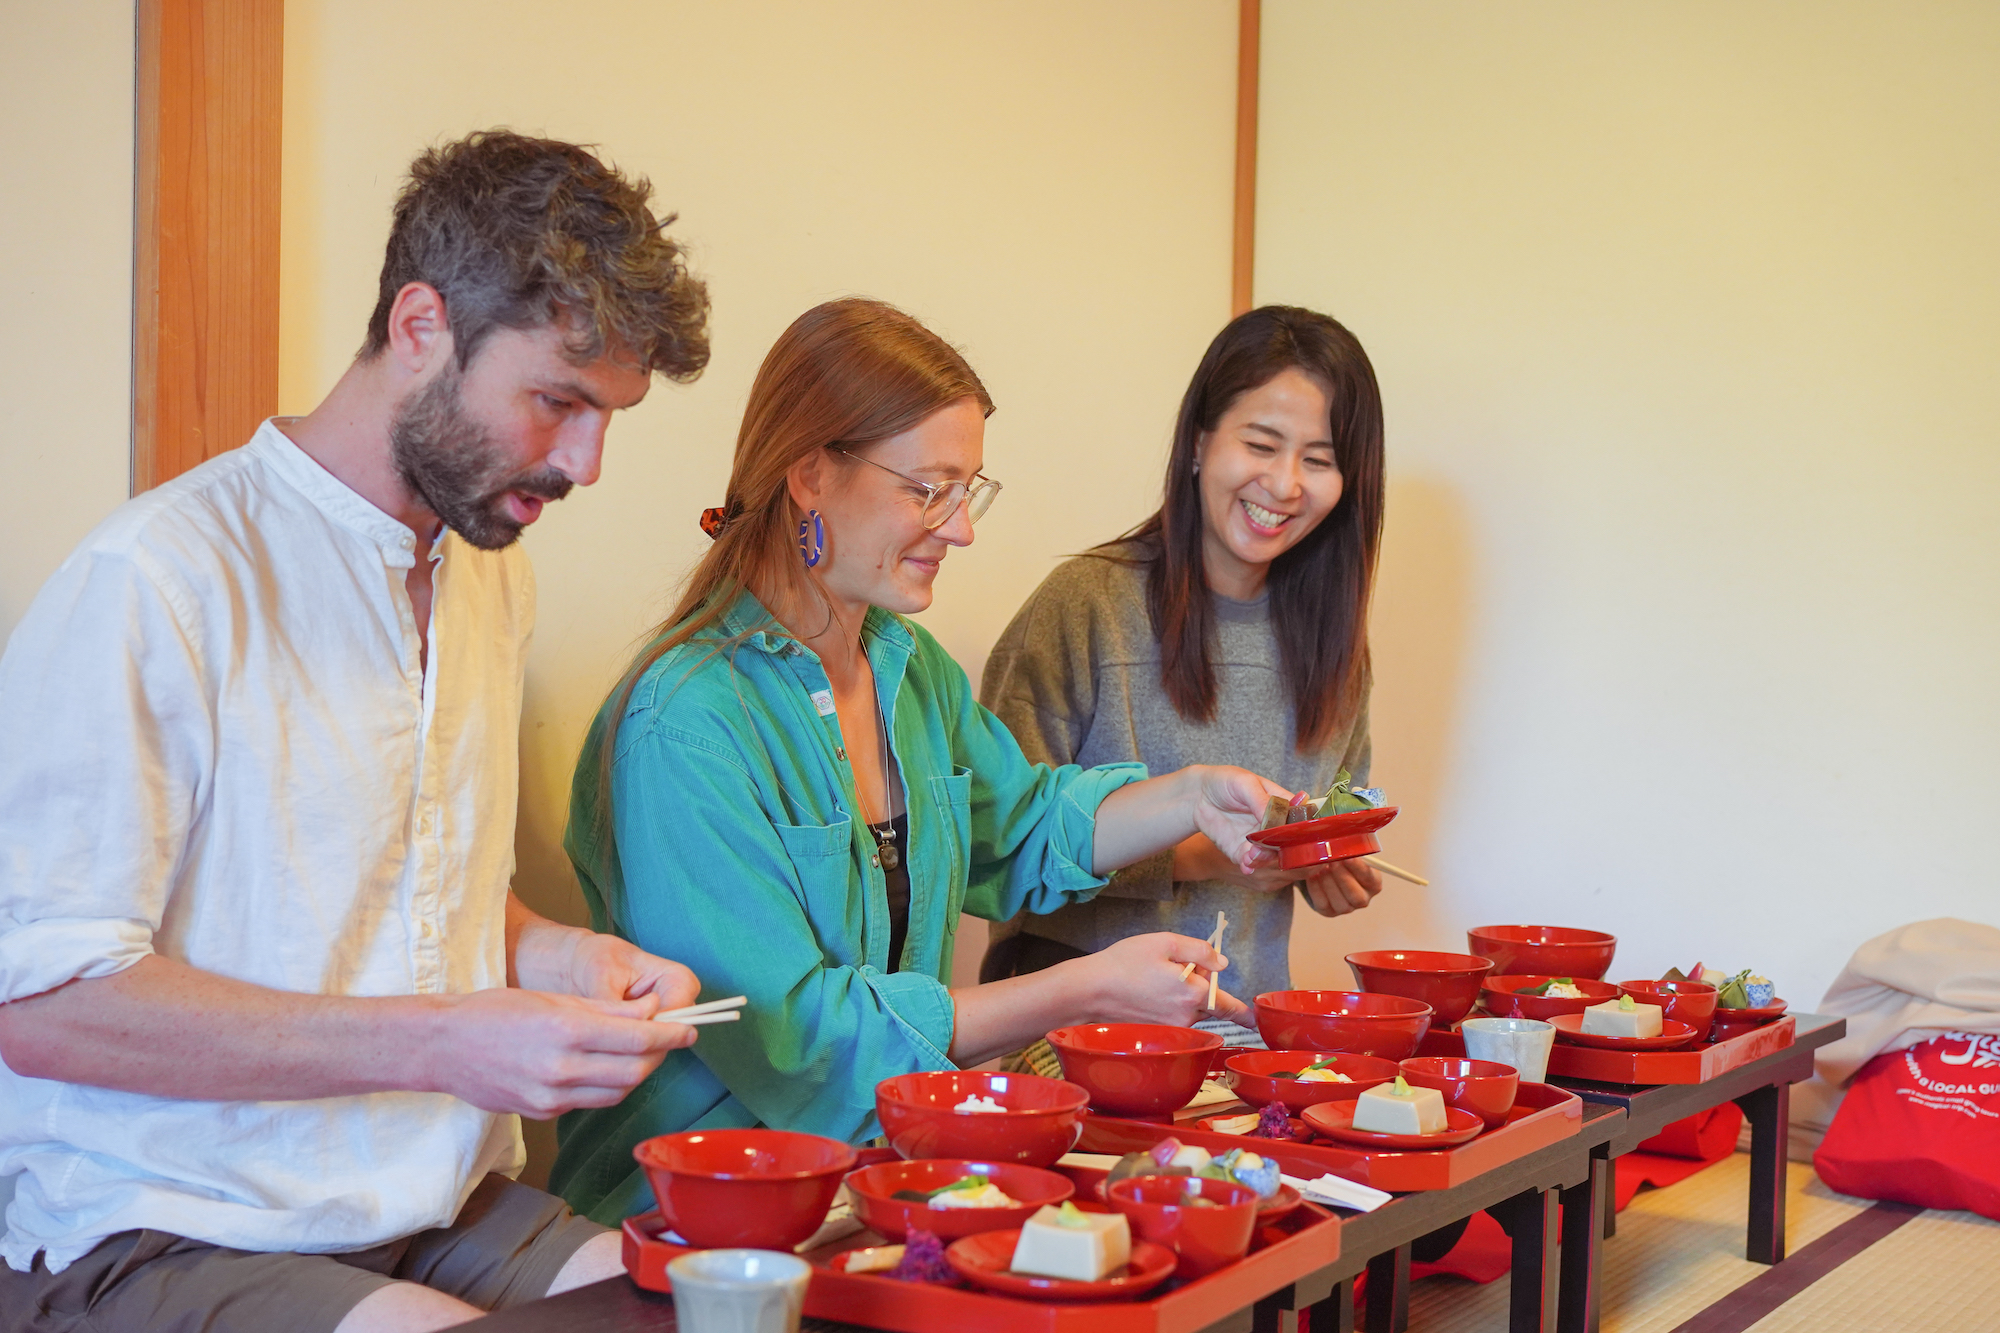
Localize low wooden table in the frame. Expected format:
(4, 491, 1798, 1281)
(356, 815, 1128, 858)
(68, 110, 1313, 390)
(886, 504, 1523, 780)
(1545, 1012, 1844, 1333)
(1252, 1103, 1625, 1333)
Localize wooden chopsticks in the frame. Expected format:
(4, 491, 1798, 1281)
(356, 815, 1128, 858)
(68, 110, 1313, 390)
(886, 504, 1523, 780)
(653, 994, 747, 1027)
(1180, 911, 1229, 1013)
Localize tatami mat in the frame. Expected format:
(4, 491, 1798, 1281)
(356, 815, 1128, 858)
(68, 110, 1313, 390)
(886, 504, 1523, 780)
(1740, 1207, 2000, 1333)
(1403, 1153, 1883, 1333)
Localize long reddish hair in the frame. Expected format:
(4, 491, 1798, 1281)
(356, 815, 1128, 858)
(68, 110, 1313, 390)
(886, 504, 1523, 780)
(588, 298, 991, 835)
(1115, 305, 1384, 751)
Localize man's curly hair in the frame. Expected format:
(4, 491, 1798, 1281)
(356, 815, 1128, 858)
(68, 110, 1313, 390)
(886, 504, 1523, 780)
(363, 130, 709, 381)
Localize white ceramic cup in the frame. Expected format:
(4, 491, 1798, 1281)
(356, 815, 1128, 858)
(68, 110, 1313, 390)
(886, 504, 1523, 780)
(667, 1248, 811, 1333)
(1460, 1017, 1556, 1083)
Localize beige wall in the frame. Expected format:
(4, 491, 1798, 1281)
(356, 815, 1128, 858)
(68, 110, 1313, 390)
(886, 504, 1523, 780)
(0, 0, 135, 643)
(1262, 2, 2000, 1007)
(281, 0, 1237, 1177)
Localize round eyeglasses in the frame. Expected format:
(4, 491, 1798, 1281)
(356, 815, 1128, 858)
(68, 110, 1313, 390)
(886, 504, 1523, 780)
(830, 446, 1002, 531)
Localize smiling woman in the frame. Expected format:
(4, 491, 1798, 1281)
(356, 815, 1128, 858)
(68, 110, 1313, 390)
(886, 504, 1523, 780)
(980, 306, 1389, 1031)
(549, 298, 1302, 1225)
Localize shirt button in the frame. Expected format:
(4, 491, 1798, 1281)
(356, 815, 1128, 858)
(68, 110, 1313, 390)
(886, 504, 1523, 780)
(836, 747, 847, 761)
(420, 810, 436, 833)
(871, 855, 881, 868)
(419, 920, 435, 938)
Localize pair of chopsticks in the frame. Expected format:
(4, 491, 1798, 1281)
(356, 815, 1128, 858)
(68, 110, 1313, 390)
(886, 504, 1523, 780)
(653, 994, 746, 1027)
(1363, 855, 1429, 887)
(1180, 910, 1229, 1011)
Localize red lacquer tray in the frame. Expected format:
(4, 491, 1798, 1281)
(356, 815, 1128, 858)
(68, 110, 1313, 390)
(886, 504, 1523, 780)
(622, 1186, 1341, 1331)
(1417, 1015, 1796, 1085)
(1079, 1080, 1581, 1192)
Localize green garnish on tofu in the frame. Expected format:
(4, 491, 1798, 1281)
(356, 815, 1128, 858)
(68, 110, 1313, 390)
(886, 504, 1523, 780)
(1055, 1201, 1091, 1228)
(1390, 1074, 1412, 1097)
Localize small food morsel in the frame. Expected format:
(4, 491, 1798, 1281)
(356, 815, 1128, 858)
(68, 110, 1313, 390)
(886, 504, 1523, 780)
(1261, 768, 1388, 828)
(1010, 1201, 1131, 1282)
(1581, 993, 1664, 1039)
(1351, 1074, 1449, 1135)
(844, 1244, 906, 1274)
(885, 1230, 956, 1284)
(953, 1093, 1008, 1114)
(1253, 1102, 1294, 1140)
(1271, 1056, 1354, 1082)
(1517, 977, 1586, 999)
(1207, 1111, 1262, 1135)
(1716, 969, 1776, 1009)
(923, 1176, 1022, 1210)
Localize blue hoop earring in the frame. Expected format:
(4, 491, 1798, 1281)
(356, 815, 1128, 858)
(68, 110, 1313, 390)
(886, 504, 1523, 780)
(797, 509, 825, 568)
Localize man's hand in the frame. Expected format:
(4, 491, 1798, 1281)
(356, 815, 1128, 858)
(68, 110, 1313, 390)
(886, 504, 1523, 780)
(507, 893, 701, 1007)
(428, 987, 692, 1118)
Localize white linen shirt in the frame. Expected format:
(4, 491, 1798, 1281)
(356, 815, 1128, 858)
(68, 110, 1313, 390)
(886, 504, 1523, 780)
(0, 421, 530, 1273)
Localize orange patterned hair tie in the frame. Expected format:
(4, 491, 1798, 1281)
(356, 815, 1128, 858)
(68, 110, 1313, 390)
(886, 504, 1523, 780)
(699, 503, 739, 539)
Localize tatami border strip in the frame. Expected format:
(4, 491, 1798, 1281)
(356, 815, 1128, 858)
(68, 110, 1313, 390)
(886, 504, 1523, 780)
(1666, 1199, 1925, 1333)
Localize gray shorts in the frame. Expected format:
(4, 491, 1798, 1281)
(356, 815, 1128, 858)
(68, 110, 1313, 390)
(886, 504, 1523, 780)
(0, 1174, 606, 1333)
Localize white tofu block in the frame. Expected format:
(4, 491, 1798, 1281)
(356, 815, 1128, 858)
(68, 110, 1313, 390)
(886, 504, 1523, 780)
(1581, 999, 1663, 1039)
(1352, 1082, 1448, 1134)
(1010, 1206, 1131, 1282)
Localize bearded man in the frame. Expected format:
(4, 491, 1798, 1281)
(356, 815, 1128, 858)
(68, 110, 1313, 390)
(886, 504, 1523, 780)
(0, 131, 711, 1332)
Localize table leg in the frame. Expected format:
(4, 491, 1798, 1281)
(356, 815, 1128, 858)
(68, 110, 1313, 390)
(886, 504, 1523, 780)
(1558, 1152, 1611, 1333)
(1736, 1080, 1791, 1264)
(1307, 1278, 1357, 1333)
(1363, 1247, 1410, 1333)
(1492, 1187, 1560, 1333)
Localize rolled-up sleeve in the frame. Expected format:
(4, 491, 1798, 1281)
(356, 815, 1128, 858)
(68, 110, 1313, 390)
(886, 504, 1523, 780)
(607, 719, 956, 1145)
(0, 550, 208, 1004)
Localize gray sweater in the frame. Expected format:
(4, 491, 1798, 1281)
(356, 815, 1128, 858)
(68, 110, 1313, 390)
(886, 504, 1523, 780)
(979, 547, 1371, 1006)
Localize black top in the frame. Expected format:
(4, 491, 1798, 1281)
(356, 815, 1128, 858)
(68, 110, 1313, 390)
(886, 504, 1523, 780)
(870, 813, 912, 971)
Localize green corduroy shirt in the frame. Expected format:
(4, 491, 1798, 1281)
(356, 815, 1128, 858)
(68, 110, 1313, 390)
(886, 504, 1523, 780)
(550, 591, 1145, 1224)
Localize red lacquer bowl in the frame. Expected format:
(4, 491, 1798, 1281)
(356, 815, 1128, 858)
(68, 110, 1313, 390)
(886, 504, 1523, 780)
(1254, 990, 1435, 1059)
(1302, 1100, 1485, 1149)
(844, 1158, 1073, 1242)
(1618, 980, 1719, 1031)
(1045, 1023, 1224, 1119)
(1247, 806, 1400, 870)
(1221, 1049, 1400, 1112)
(1346, 950, 1496, 1027)
(1549, 1013, 1702, 1051)
(1105, 1175, 1259, 1278)
(1466, 926, 1617, 980)
(875, 1071, 1089, 1167)
(1709, 999, 1789, 1043)
(632, 1128, 856, 1251)
(945, 1229, 1178, 1300)
(1399, 1056, 1520, 1129)
(1480, 974, 1622, 1021)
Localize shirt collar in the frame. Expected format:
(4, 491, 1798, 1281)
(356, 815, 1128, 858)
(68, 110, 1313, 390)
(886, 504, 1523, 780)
(251, 419, 428, 568)
(714, 588, 917, 659)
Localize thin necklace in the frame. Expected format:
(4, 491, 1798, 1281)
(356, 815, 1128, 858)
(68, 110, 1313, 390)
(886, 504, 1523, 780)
(870, 689, 900, 872)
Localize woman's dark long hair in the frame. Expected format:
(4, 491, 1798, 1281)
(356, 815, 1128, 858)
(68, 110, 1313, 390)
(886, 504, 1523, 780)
(1115, 306, 1384, 752)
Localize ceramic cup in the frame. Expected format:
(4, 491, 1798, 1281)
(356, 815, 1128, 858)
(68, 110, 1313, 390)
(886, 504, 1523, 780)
(667, 1249, 811, 1333)
(1460, 1017, 1556, 1083)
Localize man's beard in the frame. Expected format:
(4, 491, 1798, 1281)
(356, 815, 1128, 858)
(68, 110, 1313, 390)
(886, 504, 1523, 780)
(389, 366, 574, 551)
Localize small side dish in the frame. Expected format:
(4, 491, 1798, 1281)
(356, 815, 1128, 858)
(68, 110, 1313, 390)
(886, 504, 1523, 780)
(1581, 994, 1664, 1039)
(1103, 1137, 1283, 1199)
(1260, 768, 1387, 829)
(1516, 977, 1586, 999)
(888, 1175, 1022, 1210)
(1009, 1202, 1130, 1281)
(885, 1229, 955, 1284)
(1351, 1074, 1448, 1135)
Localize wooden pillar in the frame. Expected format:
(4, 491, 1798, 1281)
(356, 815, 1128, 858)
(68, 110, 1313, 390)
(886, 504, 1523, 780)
(133, 0, 283, 492)
(1231, 0, 1260, 317)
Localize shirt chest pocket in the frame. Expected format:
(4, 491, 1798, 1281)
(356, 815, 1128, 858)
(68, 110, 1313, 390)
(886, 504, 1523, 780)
(772, 815, 858, 924)
(927, 767, 973, 934)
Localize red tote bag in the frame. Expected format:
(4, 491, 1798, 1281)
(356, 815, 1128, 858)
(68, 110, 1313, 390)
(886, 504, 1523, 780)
(1813, 1031, 2000, 1221)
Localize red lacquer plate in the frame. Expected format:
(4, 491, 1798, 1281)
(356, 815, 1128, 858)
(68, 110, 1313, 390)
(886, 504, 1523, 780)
(944, 1230, 1178, 1301)
(1248, 807, 1399, 870)
(1300, 1101, 1484, 1149)
(1548, 1014, 1701, 1051)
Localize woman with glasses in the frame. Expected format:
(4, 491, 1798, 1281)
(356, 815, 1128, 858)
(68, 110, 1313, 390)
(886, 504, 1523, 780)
(980, 306, 1387, 1050)
(550, 299, 1293, 1224)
